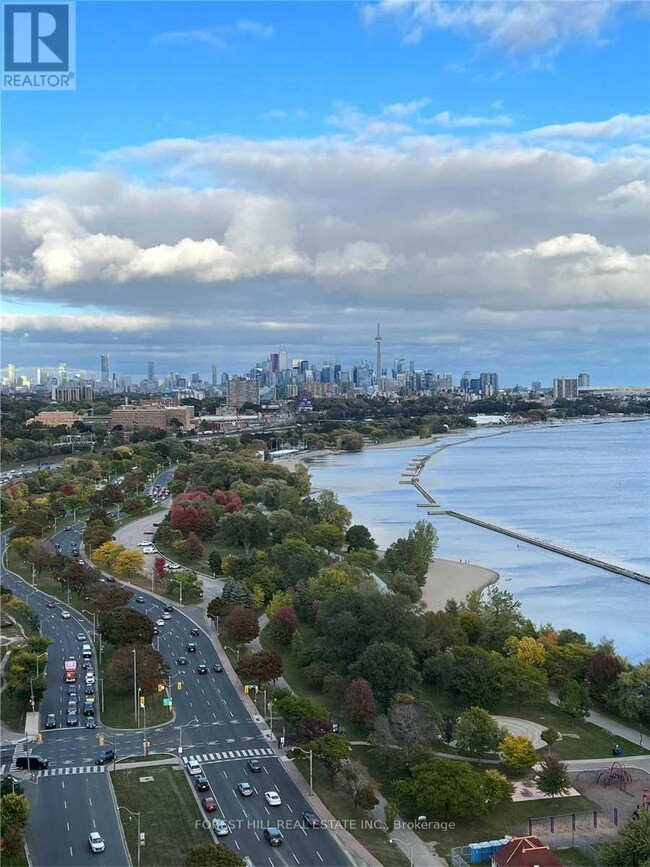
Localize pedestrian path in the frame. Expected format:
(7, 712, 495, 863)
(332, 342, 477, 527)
(184, 747, 275, 765)
(41, 765, 106, 777)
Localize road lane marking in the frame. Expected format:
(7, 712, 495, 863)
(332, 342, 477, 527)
(299, 826, 307, 837)
(287, 804, 293, 813)
(69, 846, 73, 857)
(254, 832, 260, 841)
(316, 851, 323, 861)
(66, 823, 70, 832)
(292, 854, 300, 864)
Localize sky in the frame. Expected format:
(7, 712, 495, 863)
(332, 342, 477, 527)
(2, 0, 649, 387)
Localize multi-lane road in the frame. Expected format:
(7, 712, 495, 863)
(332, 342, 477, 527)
(1, 471, 354, 867)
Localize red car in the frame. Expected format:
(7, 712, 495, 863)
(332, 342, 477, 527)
(202, 797, 217, 813)
(46, 601, 56, 608)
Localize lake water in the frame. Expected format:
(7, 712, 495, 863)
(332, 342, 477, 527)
(307, 419, 650, 662)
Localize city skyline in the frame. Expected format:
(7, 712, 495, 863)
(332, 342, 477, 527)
(2, 3, 649, 384)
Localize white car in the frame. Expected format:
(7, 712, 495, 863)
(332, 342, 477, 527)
(143, 547, 156, 555)
(88, 832, 105, 853)
(156, 618, 165, 627)
(264, 791, 282, 807)
(212, 819, 229, 837)
(61, 611, 71, 619)
(185, 758, 202, 775)
(137, 541, 150, 547)
(85, 673, 95, 685)
(162, 612, 171, 620)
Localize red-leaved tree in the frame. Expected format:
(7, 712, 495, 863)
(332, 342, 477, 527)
(225, 606, 260, 644)
(153, 556, 166, 585)
(344, 678, 376, 725)
(271, 606, 298, 644)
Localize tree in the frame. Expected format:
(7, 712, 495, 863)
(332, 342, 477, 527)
(224, 606, 259, 644)
(483, 769, 514, 809)
(273, 694, 328, 729)
(61, 560, 92, 597)
(0, 792, 29, 833)
(454, 708, 504, 762)
(92, 540, 124, 569)
(102, 608, 154, 646)
(153, 555, 166, 585)
(113, 549, 145, 579)
(167, 569, 203, 602)
(266, 589, 294, 617)
(88, 584, 133, 613)
(355, 785, 379, 812)
(184, 843, 245, 867)
(311, 523, 345, 552)
(586, 650, 625, 701)
(207, 596, 233, 620)
(610, 663, 650, 728)
(541, 728, 560, 755)
(271, 606, 298, 644)
(309, 734, 351, 780)
(535, 754, 571, 797)
(208, 549, 222, 576)
(106, 643, 168, 696)
(427, 646, 502, 709)
(269, 537, 321, 588)
(2, 823, 24, 857)
(497, 656, 548, 711)
(222, 578, 252, 608)
(0, 778, 23, 797)
(601, 811, 650, 867)
(291, 629, 305, 660)
(344, 678, 376, 725)
(218, 511, 268, 555)
(236, 650, 283, 686)
(10, 535, 38, 561)
(345, 525, 377, 552)
(499, 734, 539, 773)
(316, 490, 352, 529)
(351, 642, 421, 710)
(383, 521, 437, 585)
(394, 759, 487, 820)
(504, 635, 547, 668)
(558, 678, 591, 724)
(185, 532, 203, 561)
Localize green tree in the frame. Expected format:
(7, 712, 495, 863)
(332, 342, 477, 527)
(269, 538, 321, 589)
(483, 769, 514, 809)
(184, 843, 245, 866)
(218, 511, 268, 555)
(311, 522, 345, 552)
(383, 520, 437, 585)
(354, 785, 379, 811)
(208, 550, 222, 576)
(273, 694, 328, 729)
(0, 792, 29, 833)
(454, 707, 504, 762)
(497, 656, 548, 711)
(394, 759, 487, 820)
(10, 535, 38, 561)
(541, 728, 560, 755)
(236, 650, 283, 686)
(0, 778, 24, 797)
(351, 641, 421, 710)
(499, 734, 539, 773)
(558, 678, 591, 724)
(535, 754, 571, 797)
(291, 629, 305, 660)
(601, 811, 650, 867)
(345, 524, 377, 552)
(222, 578, 252, 608)
(309, 734, 351, 780)
(1, 822, 25, 857)
(102, 608, 154, 646)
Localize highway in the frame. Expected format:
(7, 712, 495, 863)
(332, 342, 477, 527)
(1, 468, 353, 867)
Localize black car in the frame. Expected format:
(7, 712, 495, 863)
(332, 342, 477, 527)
(67, 684, 77, 695)
(85, 685, 95, 695)
(85, 717, 96, 729)
(66, 713, 78, 726)
(186, 642, 197, 652)
(189, 628, 199, 637)
(197, 664, 208, 675)
(247, 759, 261, 773)
(135, 596, 145, 603)
(45, 713, 57, 729)
(302, 811, 322, 828)
(177, 656, 188, 666)
(195, 775, 210, 792)
(82, 660, 92, 670)
(83, 703, 95, 716)
(106, 576, 116, 583)
(213, 663, 223, 673)
(153, 627, 159, 635)
(264, 827, 282, 847)
(163, 604, 174, 613)
(95, 748, 115, 765)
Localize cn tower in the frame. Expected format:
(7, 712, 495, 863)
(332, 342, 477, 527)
(375, 315, 382, 394)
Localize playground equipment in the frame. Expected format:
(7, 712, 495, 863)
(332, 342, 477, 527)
(596, 762, 633, 790)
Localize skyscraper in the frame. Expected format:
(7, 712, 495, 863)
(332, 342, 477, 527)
(553, 378, 578, 400)
(58, 362, 68, 382)
(147, 361, 155, 382)
(375, 316, 382, 394)
(479, 372, 499, 396)
(6, 363, 16, 386)
(578, 372, 590, 389)
(100, 354, 109, 383)
(211, 364, 218, 386)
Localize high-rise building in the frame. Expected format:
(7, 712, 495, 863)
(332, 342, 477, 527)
(460, 371, 471, 392)
(578, 372, 590, 389)
(227, 377, 260, 408)
(147, 361, 155, 382)
(58, 362, 68, 382)
(100, 354, 109, 383)
(553, 378, 578, 400)
(375, 317, 383, 393)
(531, 381, 542, 393)
(278, 349, 288, 372)
(211, 364, 218, 386)
(191, 372, 200, 384)
(6, 363, 16, 386)
(479, 372, 499, 396)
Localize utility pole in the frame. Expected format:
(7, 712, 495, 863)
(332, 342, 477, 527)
(132, 647, 138, 725)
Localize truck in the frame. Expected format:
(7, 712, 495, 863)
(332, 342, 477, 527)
(64, 659, 77, 682)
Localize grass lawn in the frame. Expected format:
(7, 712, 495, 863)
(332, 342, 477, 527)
(100, 645, 172, 730)
(117, 754, 172, 763)
(0, 691, 26, 732)
(555, 846, 601, 866)
(111, 765, 212, 866)
(0, 844, 29, 866)
(155, 538, 243, 574)
(293, 760, 410, 867)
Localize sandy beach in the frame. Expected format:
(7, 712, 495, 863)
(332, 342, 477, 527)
(272, 434, 441, 471)
(421, 557, 499, 612)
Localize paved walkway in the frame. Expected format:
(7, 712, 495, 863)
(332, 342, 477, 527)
(493, 715, 548, 750)
(549, 692, 646, 746)
(370, 789, 447, 867)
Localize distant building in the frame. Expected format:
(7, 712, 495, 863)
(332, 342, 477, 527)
(227, 377, 260, 409)
(578, 372, 590, 389)
(147, 361, 155, 382)
(109, 403, 195, 432)
(54, 383, 94, 402)
(27, 411, 78, 428)
(100, 354, 110, 383)
(553, 378, 578, 400)
(531, 380, 542, 393)
(479, 372, 499, 396)
(211, 364, 218, 387)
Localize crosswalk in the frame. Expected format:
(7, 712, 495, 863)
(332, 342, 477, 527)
(41, 765, 106, 777)
(185, 747, 275, 765)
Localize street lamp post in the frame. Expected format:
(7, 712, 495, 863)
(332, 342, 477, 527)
(118, 806, 142, 867)
(289, 746, 314, 796)
(223, 645, 240, 663)
(82, 608, 97, 642)
(390, 839, 414, 867)
(178, 716, 198, 754)
(132, 648, 138, 725)
(35, 652, 48, 678)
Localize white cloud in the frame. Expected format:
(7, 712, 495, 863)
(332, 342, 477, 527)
(526, 114, 650, 140)
(1, 313, 171, 333)
(426, 110, 512, 128)
(152, 19, 274, 50)
(381, 98, 431, 117)
(362, 1, 619, 54)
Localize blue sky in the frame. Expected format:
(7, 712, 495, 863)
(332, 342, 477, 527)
(2, 1, 649, 385)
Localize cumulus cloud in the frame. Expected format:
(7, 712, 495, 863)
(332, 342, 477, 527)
(1, 313, 171, 333)
(152, 19, 274, 50)
(362, 0, 619, 54)
(526, 114, 650, 140)
(425, 110, 512, 128)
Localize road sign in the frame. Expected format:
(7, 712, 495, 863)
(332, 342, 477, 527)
(162, 698, 171, 707)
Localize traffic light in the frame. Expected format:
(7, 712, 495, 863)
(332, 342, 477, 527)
(99, 736, 105, 746)
(243, 685, 249, 694)
(157, 683, 164, 693)
(37, 733, 43, 744)
(176, 681, 182, 690)
(140, 695, 145, 708)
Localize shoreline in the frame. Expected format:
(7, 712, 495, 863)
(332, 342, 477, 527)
(421, 557, 499, 612)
